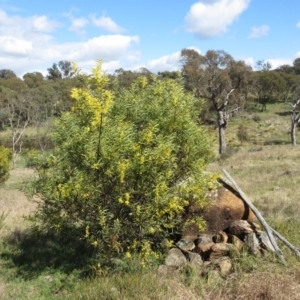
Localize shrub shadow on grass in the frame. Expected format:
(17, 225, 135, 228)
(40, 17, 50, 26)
(1, 227, 95, 280)
(218, 146, 240, 161)
(275, 111, 291, 117)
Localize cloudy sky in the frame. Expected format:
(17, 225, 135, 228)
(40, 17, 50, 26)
(1, 0, 300, 77)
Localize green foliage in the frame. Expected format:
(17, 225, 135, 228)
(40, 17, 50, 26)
(23, 149, 43, 168)
(23, 72, 44, 88)
(254, 70, 286, 111)
(28, 62, 215, 269)
(0, 69, 17, 79)
(0, 145, 12, 184)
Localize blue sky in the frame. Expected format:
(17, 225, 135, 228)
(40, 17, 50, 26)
(0, 0, 300, 77)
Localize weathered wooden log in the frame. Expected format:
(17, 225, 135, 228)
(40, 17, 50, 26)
(222, 169, 286, 264)
(270, 227, 300, 259)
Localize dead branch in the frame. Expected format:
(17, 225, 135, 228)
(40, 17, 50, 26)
(222, 169, 286, 264)
(270, 228, 300, 259)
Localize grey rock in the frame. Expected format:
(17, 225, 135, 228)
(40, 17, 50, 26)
(211, 256, 233, 276)
(228, 220, 253, 239)
(209, 243, 238, 260)
(164, 248, 187, 268)
(186, 251, 203, 267)
(244, 232, 260, 255)
(196, 233, 214, 245)
(176, 239, 195, 252)
(259, 231, 276, 252)
(213, 230, 228, 243)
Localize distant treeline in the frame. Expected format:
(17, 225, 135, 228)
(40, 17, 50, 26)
(1, 49, 300, 134)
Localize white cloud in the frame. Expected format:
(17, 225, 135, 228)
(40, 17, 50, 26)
(147, 52, 181, 72)
(69, 17, 89, 33)
(146, 47, 201, 73)
(90, 15, 125, 33)
(0, 9, 59, 43)
(63, 35, 139, 62)
(185, 0, 250, 38)
(244, 57, 255, 69)
(63, 10, 89, 34)
(0, 9, 22, 26)
(72, 60, 122, 75)
(125, 51, 142, 64)
(248, 25, 269, 38)
(244, 57, 293, 70)
(31, 15, 61, 33)
(102, 60, 122, 73)
(0, 56, 46, 78)
(297, 22, 300, 28)
(0, 9, 140, 76)
(0, 36, 32, 56)
(265, 58, 293, 69)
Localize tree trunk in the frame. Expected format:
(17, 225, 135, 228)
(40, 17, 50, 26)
(291, 120, 297, 146)
(218, 110, 227, 154)
(290, 99, 300, 146)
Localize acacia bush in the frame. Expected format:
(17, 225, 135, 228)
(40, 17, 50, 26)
(0, 145, 12, 184)
(28, 62, 216, 270)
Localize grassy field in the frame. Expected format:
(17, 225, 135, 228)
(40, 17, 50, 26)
(1, 102, 300, 299)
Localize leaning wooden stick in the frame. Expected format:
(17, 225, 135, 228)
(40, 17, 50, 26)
(222, 169, 286, 264)
(270, 227, 300, 259)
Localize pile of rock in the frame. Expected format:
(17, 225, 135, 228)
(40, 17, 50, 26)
(159, 220, 275, 277)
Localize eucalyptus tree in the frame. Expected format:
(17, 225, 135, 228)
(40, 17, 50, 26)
(253, 69, 286, 111)
(47, 63, 62, 81)
(279, 73, 299, 103)
(157, 71, 181, 80)
(23, 72, 44, 88)
(181, 49, 252, 154)
(0, 85, 31, 168)
(293, 58, 300, 75)
(47, 60, 75, 81)
(275, 64, 300, 102)
(0, 69, 17, 79)
(58, 60, 74, 78)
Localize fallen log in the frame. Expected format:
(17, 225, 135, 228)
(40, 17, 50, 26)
(222, 169, 286, 264)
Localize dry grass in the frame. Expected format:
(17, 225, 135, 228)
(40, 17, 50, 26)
(0, 168, 36, 298)
(208, 144, 300, 219)
(201, 269, 300, 300)
(0, 168, 36, 237)
(202, 140, 300, 299)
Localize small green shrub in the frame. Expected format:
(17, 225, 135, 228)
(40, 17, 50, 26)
(0, 145, 12, 184)
(23, 149, 42, 168)
(237, 125, 250, 145)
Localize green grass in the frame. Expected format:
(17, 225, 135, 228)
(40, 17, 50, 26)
(1, 101, 300, 299)
(207, 101, 292, 149)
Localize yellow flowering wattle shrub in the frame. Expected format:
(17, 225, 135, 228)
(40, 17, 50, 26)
(29, 61, 215, 269)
